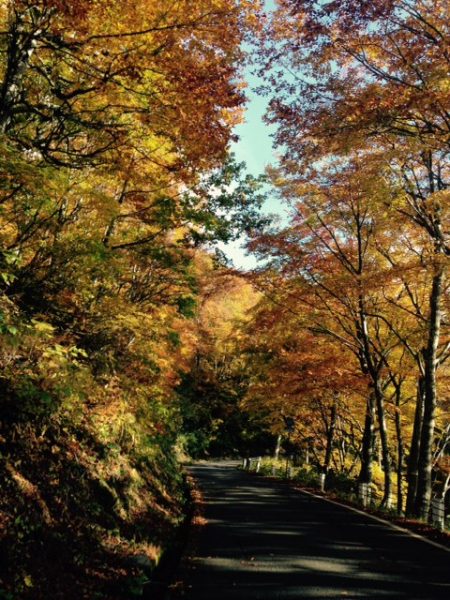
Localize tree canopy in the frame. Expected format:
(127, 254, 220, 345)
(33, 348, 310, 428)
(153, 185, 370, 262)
(0, 1, 448, 596)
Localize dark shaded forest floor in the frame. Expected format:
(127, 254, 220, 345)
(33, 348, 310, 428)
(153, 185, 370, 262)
(0, 419, 187, 599)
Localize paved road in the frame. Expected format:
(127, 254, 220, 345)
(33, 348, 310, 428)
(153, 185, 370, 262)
(168, 461, 450, 599)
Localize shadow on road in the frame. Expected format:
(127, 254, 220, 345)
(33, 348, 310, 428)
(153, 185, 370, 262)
(167, 461, 450, 599)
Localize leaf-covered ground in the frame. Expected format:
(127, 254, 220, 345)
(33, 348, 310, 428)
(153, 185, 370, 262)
(0, 419, 186, 599)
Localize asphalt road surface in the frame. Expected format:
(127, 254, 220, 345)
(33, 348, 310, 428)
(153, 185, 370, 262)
(167, 461, 450, 599)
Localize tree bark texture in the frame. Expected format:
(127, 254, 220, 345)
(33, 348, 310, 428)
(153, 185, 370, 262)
(415, 267, 445, 519)
(406, 376, 425, 516)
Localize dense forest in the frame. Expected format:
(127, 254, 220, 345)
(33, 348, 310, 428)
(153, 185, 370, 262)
(0, 0, 448, 598)
(246, 0, 449, 520)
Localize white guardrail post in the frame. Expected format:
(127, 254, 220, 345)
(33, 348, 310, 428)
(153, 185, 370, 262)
(242, 456, 263, 473)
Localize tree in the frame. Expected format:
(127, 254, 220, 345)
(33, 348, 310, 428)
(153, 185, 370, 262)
(177, 257, 268, 457)
(0, 2, 269, 596)
(0, 0, 248, 170)
(242, 298, 367, 476)
(259, 0, 449, 518)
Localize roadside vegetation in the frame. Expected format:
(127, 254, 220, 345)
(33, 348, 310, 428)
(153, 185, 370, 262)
(0, 1, 448, 597)
(0, 1, 264, 597)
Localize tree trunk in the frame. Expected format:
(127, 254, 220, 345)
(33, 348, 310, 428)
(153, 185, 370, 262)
(358, 392, 376, 485)
(394, 393, 404, 515)
(274, 434, 282, 460)
(406, 376, 425, 516)
(374, 382, 392, 508)
(0, 7, 49, 132)
(415, 267, 445, 520)
(324, 400, 337, 474)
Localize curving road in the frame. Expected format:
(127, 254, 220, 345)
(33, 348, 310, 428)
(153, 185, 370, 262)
(167, 461, 450, 599)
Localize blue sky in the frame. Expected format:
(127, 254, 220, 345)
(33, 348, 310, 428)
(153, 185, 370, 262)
(217, 0, 285, 270)
(233, 72, 275, 177)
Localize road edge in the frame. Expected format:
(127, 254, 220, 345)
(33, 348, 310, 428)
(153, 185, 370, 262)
(294, 486, 450, 554)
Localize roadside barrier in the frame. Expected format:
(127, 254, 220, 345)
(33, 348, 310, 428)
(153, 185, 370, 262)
(240, 456, 449, 534)
(243, 457, 262, 472)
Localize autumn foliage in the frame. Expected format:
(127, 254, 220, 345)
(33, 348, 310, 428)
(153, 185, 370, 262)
(0, 1, 264, 597)
(0, 1, 449, 595)
(240, 0, 449, 518)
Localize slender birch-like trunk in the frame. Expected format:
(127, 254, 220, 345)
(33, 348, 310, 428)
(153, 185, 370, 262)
(415, 267, 445, 519)
(358, 393, 376, 485)
(324, 400, 337, 474)
(374, 381, 392, 508)
(406, 376, 424, 516)
(394, 389, 405, 514)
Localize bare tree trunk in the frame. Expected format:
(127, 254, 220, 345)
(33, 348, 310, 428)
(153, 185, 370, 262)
(394, 393, 404, 515)
(324, 400, 337, 474)
(374, 382, 392, 508)
(415, 267, 445, 519)
(358, 393, 376, 485)
(274, 434, 282, 460)
(0, 7, 52, 132)
(406, 376, 425, 516)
